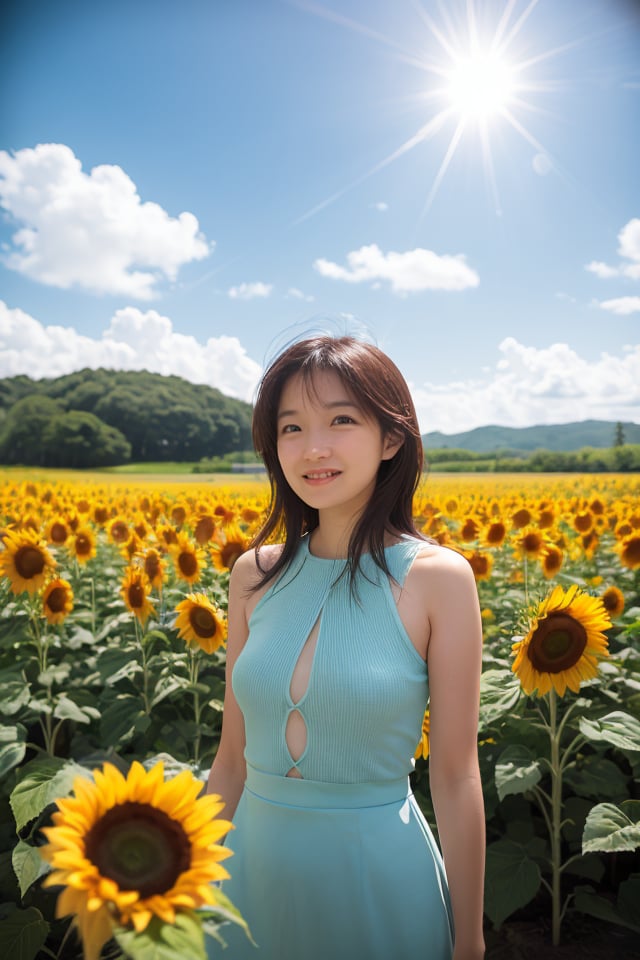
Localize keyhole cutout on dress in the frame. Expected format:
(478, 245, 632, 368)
(285, 615, 321, 778)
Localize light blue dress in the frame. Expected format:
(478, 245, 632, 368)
(209, 536, 453, 959)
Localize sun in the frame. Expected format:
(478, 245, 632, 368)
(293, 0, 561, 223)
(445, 51, 516, 120)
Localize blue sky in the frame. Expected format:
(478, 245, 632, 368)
(1, 0, 639, 434)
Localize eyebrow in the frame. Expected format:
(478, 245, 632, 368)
(277, 400, 360, 421)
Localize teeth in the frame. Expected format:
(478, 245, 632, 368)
(305, 471, 338, 479)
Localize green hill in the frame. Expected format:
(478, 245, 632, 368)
(423, 420, 640, 454)
(0, 368, 253, 467)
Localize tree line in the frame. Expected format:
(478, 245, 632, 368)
(0, 369, 253, 468)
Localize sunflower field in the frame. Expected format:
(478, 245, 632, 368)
(0, 470, 639, 959)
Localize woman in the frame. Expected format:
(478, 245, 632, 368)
(207, 334, 485, 959)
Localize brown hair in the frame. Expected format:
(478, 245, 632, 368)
(250, 335, 424, 589)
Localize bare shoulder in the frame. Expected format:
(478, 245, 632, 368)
(232, 543, 281, 582)
(413, 541, 475, 581)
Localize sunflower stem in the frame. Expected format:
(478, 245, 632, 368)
(523, 554, 529, 607)
(559, 734, 587, 774)
(90, 576, 96, 638)
(548, 687, 562, 946)
(134, 617, 152, 715)
(189, 646, 202, 768)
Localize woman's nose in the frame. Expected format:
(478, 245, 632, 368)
(304, 435, 330, 459)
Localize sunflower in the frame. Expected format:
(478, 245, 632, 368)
(516, 528, 546, 559)
(617, 533, 640, 571)
(210, 526, 249, 572)
(511, 508, 532, 530)
(484, 521, 507, 548)
(465, 550, 493, 581)
(121, 568, 155, 626)
(0, 528, 56, 594)
(69, 527, 97, 564)
(170, 533, 204, 584)
(459, 518, 479, 543)
(43, 578, 74, 625)
(194, 514, 217, 545)
(414, 709, 430, 760)
(174, 594, 227, 654)
(108, 518, 130, 545)
(511, 585, 611, 697)
(46, 517, 71, 546)
(41, 761, 234, 960)
(142, 548, 166, 590)
(573, 510, 593, 534)
(601, 586, 624, 619)
(540, 544, 563, 579)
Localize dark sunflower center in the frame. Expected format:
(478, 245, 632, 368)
(624, 538, 640, 563)
(15, 545, 46, 579)
(527, 612, 587, 673)
(179, 552, 198, 577)
(111, 523, 128, 542)
(84, 801, 191, 898)
(222, 545, 242, 570)
(195, 517, 215, 544)
(145, 556, 160, 580)
(189, 606, 217, 639)
(47, 587, 67, 613)
(128, 583, 145, 608)
(50, 523, 68, 543)
(76, 535, 91, 556)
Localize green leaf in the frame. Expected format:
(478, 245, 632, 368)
(494, 745, 541, 802)
(9, 757, 92, 832)
(115, 911, 206, 960)
(100, 694, 147, 745)
(53, 696, 100, 724)
(96, 645, 139, 684)
(617, 873, 640, 927)
(38, 662, 71, 687)
(578, 710, 640, 752)
(478, 669, 522, 729)
(0, 681, 31, 716)
(563, 756, 630, 801)
(484, 839, 541, 927)
(573, 885, 640, 933)
(0, 723, 27, 778)
(201, 887, 254, 943)
(11, 839, 50, 897)
(0, 906, 49, 960)
(582, 801, 640, 854)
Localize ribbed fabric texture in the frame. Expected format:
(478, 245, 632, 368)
(232, 536, 429, 783)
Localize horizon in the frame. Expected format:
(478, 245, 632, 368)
(1, 0, 639, 434)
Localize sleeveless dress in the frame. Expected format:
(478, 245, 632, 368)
(209, 536, 453, 959)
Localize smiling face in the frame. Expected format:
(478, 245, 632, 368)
(276, 370, 401, 521)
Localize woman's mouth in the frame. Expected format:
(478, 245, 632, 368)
(303, 470, 342, 482)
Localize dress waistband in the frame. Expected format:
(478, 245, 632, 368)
(244, 765, 411, 809)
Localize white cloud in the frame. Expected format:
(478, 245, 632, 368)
(599, 296, 640, 315)
(585, 260, 619, 279)
(0, 143, 210, 300)
(371, 201, 388, 211)
(228, 281, 273, 300)
(314, 243, 479, 293)
(584, 217, 640, 281)
(286, 287, 315, 302)
(411, 338, 640, 434)
(0, 301, 261, 402)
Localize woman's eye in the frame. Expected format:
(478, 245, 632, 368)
(333, 415, 355, 425)
(281, 424, 300, 434)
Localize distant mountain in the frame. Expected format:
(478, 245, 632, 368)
(422, 420, 640, 454)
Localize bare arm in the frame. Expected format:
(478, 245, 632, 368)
(205, 549, 254, 819)
(425, 548, 485, 960)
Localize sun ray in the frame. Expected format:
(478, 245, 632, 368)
(291, 0, 572, 222)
